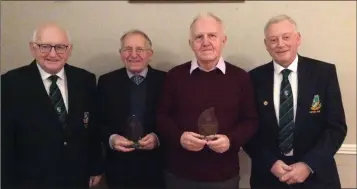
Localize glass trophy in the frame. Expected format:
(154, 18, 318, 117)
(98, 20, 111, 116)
(124, 115, 144, 149)
(197, 107, 218, 141)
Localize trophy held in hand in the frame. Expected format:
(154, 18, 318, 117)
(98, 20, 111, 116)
(197, 107, 219, 141)
(124, 115, 144, 149)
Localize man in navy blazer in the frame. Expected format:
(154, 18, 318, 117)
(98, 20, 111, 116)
(244, 14, 347, 189)
(1, 23, 103, 189)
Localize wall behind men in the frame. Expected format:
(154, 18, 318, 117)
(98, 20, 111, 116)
(1, 1, 356, 144)
(1, 1, 356, 187)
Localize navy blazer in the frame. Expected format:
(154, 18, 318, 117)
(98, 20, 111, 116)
(1, 60, 103, 189)
(244, 55, 347, 189)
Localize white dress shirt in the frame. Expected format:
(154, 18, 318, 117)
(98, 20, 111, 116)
(273, 55, 298, 156)
(37, 63, 68, 112)
(189, 56, 226, 74)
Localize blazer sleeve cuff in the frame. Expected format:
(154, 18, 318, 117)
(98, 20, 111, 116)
(262, 149, 279, 171)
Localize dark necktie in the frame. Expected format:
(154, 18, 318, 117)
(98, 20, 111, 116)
(131, 75, 144, 85)
(48, 75, 67, 128)
(278, 69, 294, 154)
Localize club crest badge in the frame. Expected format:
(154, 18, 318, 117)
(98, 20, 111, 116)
(83, 112, 89, 128)
(310, 95, 322, 113)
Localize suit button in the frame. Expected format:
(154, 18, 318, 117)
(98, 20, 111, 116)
(64, 141, 67, 146)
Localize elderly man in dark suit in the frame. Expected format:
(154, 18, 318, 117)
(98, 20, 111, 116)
(244, 14, 347, 189)
(96, 29, 166, 189)
(1, 23, 103, 189)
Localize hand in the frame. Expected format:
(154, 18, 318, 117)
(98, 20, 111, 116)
(270, 160, 292, 178)
(110, 134, 135, 152)
(89, 175, 102, 188)
(206, 134, 230, 153)
(180, 132, 207, 151)
(280, 162, 311, 185)
(138, 133, 158, 150)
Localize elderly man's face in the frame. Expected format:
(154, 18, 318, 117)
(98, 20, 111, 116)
(189, 16, 227, 64)
(120, 33, 153, 73)
(264, 19, 301, 67)
(30, 25, 72, 74)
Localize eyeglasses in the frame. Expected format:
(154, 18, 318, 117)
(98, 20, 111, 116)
(34, 43, 69, 54)
(120, 47, 149, 54)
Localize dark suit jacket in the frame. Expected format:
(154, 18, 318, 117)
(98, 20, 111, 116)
(96, 66, 166, 188)
(244, 55, 347, 189)
(1, 60, 103, 189)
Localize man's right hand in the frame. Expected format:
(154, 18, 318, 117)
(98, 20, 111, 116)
(110, 134, 135, 152)
(180, 132, 207, 152)
(270, 160, 292, 178)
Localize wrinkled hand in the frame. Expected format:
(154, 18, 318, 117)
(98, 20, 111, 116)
(180, 132, 207, 151)
(206, 134, 230, 153)
(110, 134, 135, 152)
(271, 160, 292, 178)
(89, 175, 102, 188)
(139, 133, 158, 150)
(280, 162, 311, 185)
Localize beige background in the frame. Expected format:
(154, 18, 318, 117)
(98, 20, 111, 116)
(1, 1, 356, 188)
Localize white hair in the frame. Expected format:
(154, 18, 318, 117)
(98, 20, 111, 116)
(189, 12, 226, 39)
(31, 28, 71, 43)
(264, 14, 298, 35)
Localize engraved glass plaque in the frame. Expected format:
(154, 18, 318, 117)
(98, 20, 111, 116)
(124, 115, 144, 148)
(197, 107, 218, 140)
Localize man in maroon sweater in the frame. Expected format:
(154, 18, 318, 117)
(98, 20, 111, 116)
(157, 12, 258, 189)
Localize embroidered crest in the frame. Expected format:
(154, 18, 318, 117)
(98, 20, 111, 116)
(309, 95, 322, 113)
(83, 112, 89, 128)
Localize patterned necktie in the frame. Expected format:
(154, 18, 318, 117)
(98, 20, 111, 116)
(131, 75, 144, 85)
(48, 75, 67, 128)
(278, 69, 294, 154)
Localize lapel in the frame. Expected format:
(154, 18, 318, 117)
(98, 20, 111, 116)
(143, 66, 157, 125)
(28, 61, 61, 128)
(64, 64, 81, 124)
(120, 69, 131, 119)
(295, 55, 314, 133)
(261, 62, 279, 132)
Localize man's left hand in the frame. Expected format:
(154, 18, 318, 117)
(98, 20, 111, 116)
(138, 133, 158, 150)
(206, 134, 230, 153)
(280, 162, 311, 185)
(89, 175, 102, 188)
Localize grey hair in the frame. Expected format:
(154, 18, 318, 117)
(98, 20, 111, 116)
(264, 14, 298, 35)
(31, 28, 71, 43)
(189, 12, 225, 38)
(119, 29, 153, 50)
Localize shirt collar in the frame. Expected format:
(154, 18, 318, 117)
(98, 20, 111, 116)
(189, 56, 226, 74)
(36, 63, 65, 81)
(273, 55, 298, 75)
(126, 66, 148, 78)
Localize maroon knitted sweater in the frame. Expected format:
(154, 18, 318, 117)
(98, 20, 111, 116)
(157, 61, 258, 182)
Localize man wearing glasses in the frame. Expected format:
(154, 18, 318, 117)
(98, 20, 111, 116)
(96, 29, 166, 189)
(1, 22, 103, 189)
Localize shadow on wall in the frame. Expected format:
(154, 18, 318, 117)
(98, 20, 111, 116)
(84, 53, 122, 78)
(225, 54, 258, 72)
(151, 48, 181, 72)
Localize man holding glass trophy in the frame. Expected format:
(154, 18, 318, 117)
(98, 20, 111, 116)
(96, 29, 166, 189)
(157, 13, 258, 189)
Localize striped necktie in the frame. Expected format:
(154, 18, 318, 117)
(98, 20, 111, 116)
(48, 75, 67, 128)
(278, 69, 294, 154)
